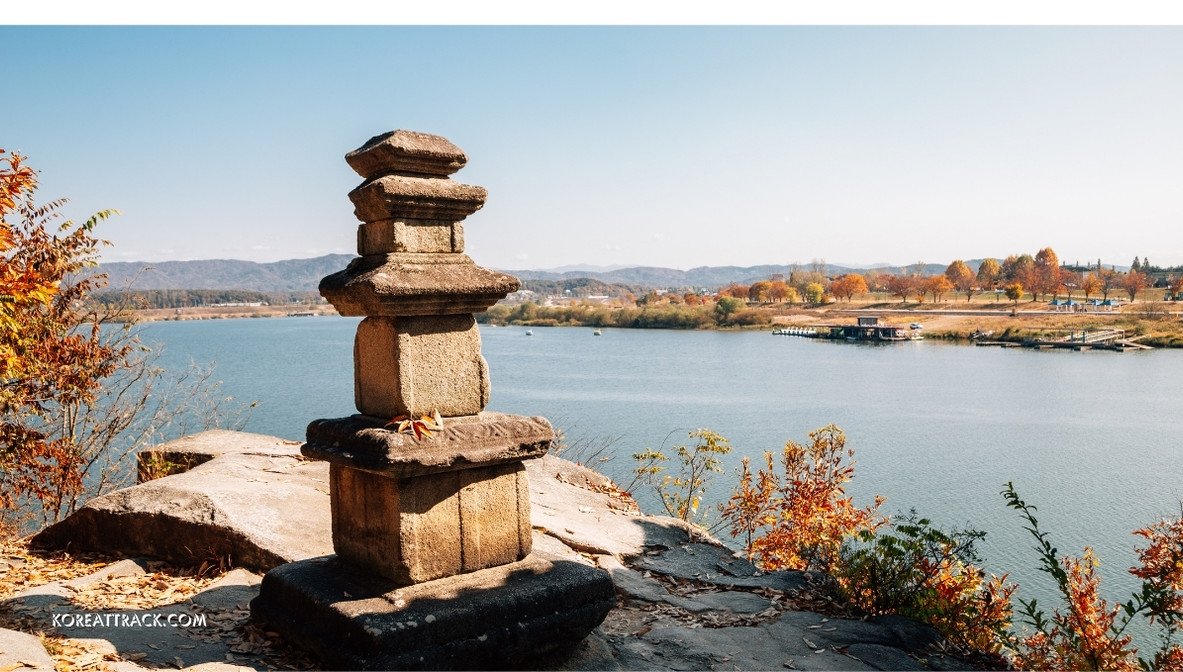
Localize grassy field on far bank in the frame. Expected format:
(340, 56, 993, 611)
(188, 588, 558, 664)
(120, 304, 338, 322)
(114, 295, 1183, 348)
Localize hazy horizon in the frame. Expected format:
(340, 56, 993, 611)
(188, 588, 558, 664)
(97, 252, 1140, 273)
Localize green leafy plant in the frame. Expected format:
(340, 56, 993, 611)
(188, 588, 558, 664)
(837, 511, 1015, 653)
(632, 428, 731, 526)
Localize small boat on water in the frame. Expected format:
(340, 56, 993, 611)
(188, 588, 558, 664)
(525, 329, 533, 336)
(593, 329, 603, 336)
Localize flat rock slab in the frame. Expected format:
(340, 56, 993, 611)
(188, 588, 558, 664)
(33, 432, 331, 571)
(608, 609, 945, 671)
(526, 455, 699, 558)
(250, 553, 616, 670)
(632, 541, 813, 592)
(0, 627, 56, 671)
(595, 555, 772, 614)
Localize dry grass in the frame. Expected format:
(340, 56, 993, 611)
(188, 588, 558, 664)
(0, 538, 315, 671)
(127, 305, 338, 323)
(765, 299, 1183, 347)
(0, 539, 112, 600)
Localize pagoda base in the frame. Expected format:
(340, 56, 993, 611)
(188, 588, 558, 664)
(250, 553, 616, 670)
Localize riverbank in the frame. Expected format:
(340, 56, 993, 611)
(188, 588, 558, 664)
(481, 300, 1183, 348)
(114, 301, 1183, 348)
(117, 305, 338, 322)
(771, 307, 1183, 348)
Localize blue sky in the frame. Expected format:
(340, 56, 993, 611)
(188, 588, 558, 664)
(2, 26, 1180, 269)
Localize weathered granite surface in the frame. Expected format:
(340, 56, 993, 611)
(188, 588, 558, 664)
(0, 626, 56, 671)
(319, 253, 520, 317)
(345, 130, 468, 179)
(32, 431, 331, 570)
(304, 412, 552, 477)
(21, 431, 974, 671)
(252, 554, 616, 670)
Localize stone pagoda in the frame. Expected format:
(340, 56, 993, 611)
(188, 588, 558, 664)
(250, 130, 614, 670)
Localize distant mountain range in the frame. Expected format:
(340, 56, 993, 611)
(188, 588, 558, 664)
(95, 254, 357, 292)
(92, 255, 969, 293)
(503, 262, 953, 289)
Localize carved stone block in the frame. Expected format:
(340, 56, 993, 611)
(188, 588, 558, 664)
(348, 175, 486, 223)
(329, 462, 530, 584)
(304, 412, 553, 478)
(345, 130, 468, 179)
(320, 254, 519, 317)
(357, 219, 463, 255)
(353, 314, 489, 418)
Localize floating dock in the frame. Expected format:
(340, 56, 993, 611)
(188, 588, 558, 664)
(775, 317, 921, 343)
(974, 329, 1153, 352)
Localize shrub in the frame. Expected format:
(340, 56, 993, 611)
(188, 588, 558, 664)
(720, 424, 885, 574)
(1003, 483, 1183, 671)
(1, 152, 251, 532)
(631, 429, 731, 527)
(837, 512, 1016, 653)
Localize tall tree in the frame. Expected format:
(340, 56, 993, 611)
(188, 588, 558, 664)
(1059, 270, 1082, 299)
(748, 281, 772, 303)
(721, 283, 750, 300)
(1098, 267, 1119, 301)
(884, 274, 917, 304)
(1122, 271, 1149, 302)
(1, 151, 123, 520)
(830, 274, 867, 302)
(1081, 273, 1102, 301)
(1014, 259, 1041, 301)
(1034, 247, 1061, 300)
(924, 275, 954, 303)
(945, 260, 975, 301)
(976, 258, 1001, 293)
(0, 150, 56, 376)
(1, 152, 246, 528)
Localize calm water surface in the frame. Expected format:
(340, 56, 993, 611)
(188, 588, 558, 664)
(143, 316, 1183, 635)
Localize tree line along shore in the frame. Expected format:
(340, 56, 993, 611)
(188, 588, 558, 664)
(103, 247, 1183, 346)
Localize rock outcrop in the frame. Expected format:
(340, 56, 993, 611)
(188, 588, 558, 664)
(32, 431, 330, 570)
(22, 430, 972, 670)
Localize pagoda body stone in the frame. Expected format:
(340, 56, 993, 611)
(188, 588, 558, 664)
(305, 412, 551, 582)
(251, 130, 613, 670)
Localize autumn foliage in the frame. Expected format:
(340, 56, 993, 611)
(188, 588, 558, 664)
(719, 425, 1014, 653)
(721, 425, 885, 574)
(710, 427, 1183, 666)
(0, 150, 59, 377)
(1004, 484, 1183, 670)
(0, 151, 125, 523)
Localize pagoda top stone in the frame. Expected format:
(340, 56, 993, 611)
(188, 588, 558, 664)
(346, 130, 468, 179)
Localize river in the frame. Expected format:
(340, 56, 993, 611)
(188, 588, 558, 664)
(142, 316, 1183, 640)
